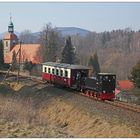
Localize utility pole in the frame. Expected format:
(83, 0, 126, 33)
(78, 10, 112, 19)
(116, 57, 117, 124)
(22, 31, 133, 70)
(17, 41, 22, 83)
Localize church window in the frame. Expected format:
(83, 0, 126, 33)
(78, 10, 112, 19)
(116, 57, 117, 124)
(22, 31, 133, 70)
(6, 41, 8, 47)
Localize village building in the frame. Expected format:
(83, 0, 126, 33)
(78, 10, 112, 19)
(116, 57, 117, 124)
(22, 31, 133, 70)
(3, 18, 43, 64)
(117, 80, 134, 90)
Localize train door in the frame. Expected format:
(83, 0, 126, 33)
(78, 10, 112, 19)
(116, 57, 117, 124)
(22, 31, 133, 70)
(71, 69, 88, 90)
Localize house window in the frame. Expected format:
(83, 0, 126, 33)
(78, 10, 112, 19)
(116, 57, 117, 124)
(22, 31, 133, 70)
(65, 70, 68, 77)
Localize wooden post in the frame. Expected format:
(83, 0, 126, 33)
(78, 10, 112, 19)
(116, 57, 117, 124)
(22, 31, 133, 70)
(17, 41, 22, 83)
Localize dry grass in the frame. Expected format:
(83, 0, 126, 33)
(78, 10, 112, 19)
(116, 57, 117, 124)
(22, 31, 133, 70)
(9, 82, 24, 91)
(0, 83, 139, 138)
(40, 98, 138, 138)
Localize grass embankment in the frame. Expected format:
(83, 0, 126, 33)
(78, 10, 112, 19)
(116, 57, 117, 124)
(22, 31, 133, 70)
(0, 83, 139, 138)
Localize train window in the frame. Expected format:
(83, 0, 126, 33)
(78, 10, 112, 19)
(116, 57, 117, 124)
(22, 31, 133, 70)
(105, 76, 108, 79)
(56, 69, 59, 75)
(52, 68, 55, 74)
(60, 70, 63, 77)
(65, 70, 68, 77)
(100, 76, 102, 80)
(44, 67, 47, 73)
(48, 68, 51, 73)
(113, 76, 116, 79)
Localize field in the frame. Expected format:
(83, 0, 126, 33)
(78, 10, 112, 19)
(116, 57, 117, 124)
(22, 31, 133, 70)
(0, 78, 140, 138)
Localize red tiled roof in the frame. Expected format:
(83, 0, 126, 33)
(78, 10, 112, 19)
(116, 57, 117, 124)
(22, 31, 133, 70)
(4, 33, 18, 40)
(4, 44, 43, 64)
(118, 80, 134, 90)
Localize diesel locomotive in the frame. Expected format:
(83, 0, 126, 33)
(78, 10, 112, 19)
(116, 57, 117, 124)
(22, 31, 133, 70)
(42, 62, 116, 100)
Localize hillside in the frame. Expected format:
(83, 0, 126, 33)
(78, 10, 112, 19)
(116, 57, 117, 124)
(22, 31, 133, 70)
(0, 27, 90, 39)
(0, 77, 140, 138)
(1, 28, 140, 80)
(55, 27, 90, 36)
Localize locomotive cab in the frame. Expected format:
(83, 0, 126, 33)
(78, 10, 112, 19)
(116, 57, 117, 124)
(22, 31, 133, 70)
(97, 73, 116, 100)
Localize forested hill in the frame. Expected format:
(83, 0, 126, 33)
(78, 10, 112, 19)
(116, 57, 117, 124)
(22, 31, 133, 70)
(1, 27, 140, 79)
(55, 27, 91, 36)
(71, 28, 140, 79)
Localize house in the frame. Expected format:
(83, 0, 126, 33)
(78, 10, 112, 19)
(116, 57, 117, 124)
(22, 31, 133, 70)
(117, 80, 134, 90)
(3, 18, 43, 64)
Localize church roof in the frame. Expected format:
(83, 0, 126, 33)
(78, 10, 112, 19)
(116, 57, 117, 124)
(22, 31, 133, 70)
(4, 32, 18, 40)
(4, 44, 43, 64)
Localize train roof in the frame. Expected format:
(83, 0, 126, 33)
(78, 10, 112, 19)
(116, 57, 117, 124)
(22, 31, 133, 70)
(42, 62, 90, 70)
(98, 73, 116, 76)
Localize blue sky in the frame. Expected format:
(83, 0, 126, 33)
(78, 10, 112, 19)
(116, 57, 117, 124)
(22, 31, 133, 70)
(0, 2, 140, 32)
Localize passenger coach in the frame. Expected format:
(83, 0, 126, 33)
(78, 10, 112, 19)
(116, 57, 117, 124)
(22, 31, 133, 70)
(42, 62, 89, 89)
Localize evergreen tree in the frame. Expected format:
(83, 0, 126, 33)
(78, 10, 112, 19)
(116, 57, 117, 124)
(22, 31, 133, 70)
(0, 40, 4, 68)
(61, 36, 75, 64)
(130, 60, 140, 88)
(88, 52, 100, 76)
(102, 31, 110, 47)
(23, 59, 35, 73)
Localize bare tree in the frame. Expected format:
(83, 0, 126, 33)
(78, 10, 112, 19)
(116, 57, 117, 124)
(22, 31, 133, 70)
(39, 23, 64, 62)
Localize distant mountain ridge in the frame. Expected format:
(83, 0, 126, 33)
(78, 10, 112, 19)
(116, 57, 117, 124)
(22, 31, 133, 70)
(0, 27, 91, 39)
(55, 27, 91, 36)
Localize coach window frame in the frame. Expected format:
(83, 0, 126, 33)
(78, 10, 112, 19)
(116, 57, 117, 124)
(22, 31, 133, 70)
(52, 68, 55, 75)
(48, 67, 51, 74)
(65, 70, 68, 77)
(56, 69, 59, 76)
(44, 67, 47, 73)
(60, 69, 63, 77)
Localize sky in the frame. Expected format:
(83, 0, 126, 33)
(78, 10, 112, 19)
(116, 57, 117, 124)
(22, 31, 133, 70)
(0, 2, 140, 33)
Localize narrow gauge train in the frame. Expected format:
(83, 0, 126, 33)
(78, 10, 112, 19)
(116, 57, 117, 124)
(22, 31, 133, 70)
(42, 62, 116, 100)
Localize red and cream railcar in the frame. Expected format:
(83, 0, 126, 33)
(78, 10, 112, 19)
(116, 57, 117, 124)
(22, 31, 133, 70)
(42, 62, 89, 88)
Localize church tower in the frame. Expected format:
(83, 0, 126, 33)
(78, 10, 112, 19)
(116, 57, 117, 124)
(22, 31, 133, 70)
(3, 16, 18, 58)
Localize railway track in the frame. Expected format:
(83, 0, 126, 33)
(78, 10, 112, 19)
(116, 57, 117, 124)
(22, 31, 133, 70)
(1, 70, 140, 114)
(78, 92, 140, 113)
(105, 100, 140, 113)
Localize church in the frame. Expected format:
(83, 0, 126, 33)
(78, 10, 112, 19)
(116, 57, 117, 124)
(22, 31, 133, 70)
(3, 18, 43, 64)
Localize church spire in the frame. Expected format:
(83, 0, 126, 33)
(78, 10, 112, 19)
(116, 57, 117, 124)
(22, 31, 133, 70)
(8, 13, 14, 33)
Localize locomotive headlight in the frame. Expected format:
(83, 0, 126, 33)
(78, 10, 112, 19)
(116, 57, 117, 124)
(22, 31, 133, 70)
(103, 90, 106, 93)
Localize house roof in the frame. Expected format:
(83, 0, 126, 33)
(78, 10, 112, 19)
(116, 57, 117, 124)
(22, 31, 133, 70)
(4, 44, 43, 64)
(3, 32, 18, 40)
(118, 80, 134, 90)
